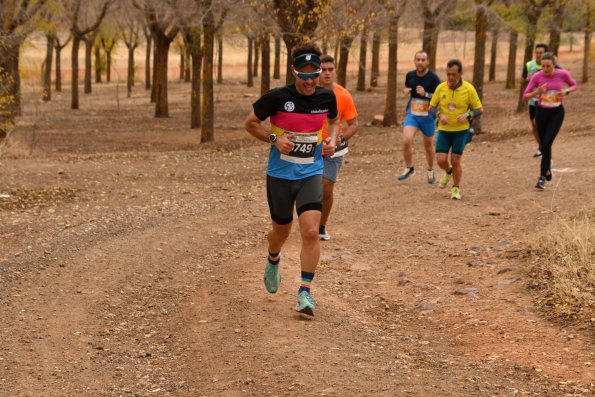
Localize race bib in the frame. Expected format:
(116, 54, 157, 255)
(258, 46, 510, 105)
(411, 98, 430, 116)
(280, 132, 318, 164)
(540, 91, 561, 108)
(332, 135, 348, 158)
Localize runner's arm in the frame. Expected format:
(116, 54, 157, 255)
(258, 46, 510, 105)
(243, 111, 269, 142)
(243, 111, 294, 153)
(466, 108, 483, 119)
(342, 117, 358, 141)
(521, 63, 529, 83)
(323, 116, 340, 156)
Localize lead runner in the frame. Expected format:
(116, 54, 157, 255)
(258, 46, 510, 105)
(243, 42, 339, 316)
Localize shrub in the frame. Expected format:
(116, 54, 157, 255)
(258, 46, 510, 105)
(527, 207, 595, 329)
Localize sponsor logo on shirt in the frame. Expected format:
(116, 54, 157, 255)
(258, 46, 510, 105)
(310, 109, 328, 114)
(284, 101, 295, 112)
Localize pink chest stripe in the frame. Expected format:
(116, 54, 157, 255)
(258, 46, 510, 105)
(270, 112, 327, 133)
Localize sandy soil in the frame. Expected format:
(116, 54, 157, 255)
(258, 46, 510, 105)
(1, 51, 594, 396)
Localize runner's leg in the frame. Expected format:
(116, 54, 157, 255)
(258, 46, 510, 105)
(537, 107, 564, 178)
(299, 210, 321, 273)
(451, 153, 463, 187)
(423, 135, 435, 169)
(436, 153, 449, 172)
(268, 221, 292, 254)
(402, 125, 416, 168)
(320, 178, 334, 228)
(530, 105, 540, 147)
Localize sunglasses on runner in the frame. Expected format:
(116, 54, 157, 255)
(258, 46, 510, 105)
(296, 70, 322, 80)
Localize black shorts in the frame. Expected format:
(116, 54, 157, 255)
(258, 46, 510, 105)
(529, 105, 537, 120)
(266, 174, 322, 225)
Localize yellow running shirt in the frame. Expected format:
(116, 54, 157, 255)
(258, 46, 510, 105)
(430, 80, 482, 132)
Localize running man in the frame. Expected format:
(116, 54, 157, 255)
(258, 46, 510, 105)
(522, 43, 548, 157)
(318, 54, 359, 241)
(397, 51, 441, 184)
(243, 42, 339, 316)
(523, 52, 577, 190)
(429, 59, 483, 200)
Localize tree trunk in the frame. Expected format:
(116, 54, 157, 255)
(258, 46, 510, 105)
(337, 36, 353, 88)
(106, 50, 112, 82)
(43, 35, 53, 102)
(383, 13, 399, 127)
(282, 34, 300, 84)
(489, 25, 498, 82)
(422, 15, 439, 71)
(56, 45, 63, 92)
(185, 46, 191, 82)
(151, 40, 158, 102)
(583, 22, 591, 83)
(127, 45, 136, 98)
(472, 4, 489, 101)
(333, 38, 340, 65)
(356, 26, 368, 92)
(472, 3, 489, 135)
(253, 39, 260, 78)
(261, 33, 271, 96)
(247, 36, 254, 87)
(189, 29, 202, 129)
(273, 36, 281, 79)
(0, 42, 21, 124)
(370, 29, 380, 87)
(217, 32, 223, 83)
(71, 37, 81, 109)
(145, 33, 152, 90)
(517, 8, 542, 112)
(154, 35, 171, 117)
(84, 38, 93, 94)
(505, 30, 518, 89)
(179, 47, 185, 80)
(201, 6, 215, 143)
(95, 45, 102, 83)
(549, 0, 565, 56)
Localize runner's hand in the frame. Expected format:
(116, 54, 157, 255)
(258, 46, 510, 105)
(439, 114, 449, 125)
(456, 114, 468, 123)
(403, 87, 412, 96)
(322, 137, 336, 156)
(275, 134, 295, 155)
(415, 86, 426, 97)
(537, 83, 547, 95)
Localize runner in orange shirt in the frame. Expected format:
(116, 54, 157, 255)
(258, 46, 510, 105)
(318, 55, 359, 241)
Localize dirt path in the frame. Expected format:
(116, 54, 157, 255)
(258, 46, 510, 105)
(1, 80, 594, 396)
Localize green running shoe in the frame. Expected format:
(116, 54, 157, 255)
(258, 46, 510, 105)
(295, 290, 315, 316)
(263, 260, 281, 293)
(438, 171, 452, 189)
(450, 186, 462, 200)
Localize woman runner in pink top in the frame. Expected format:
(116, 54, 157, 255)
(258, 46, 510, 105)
(523, 52, 577, 190)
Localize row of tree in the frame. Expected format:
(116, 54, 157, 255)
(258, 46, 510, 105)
(1, 0, 593, 141)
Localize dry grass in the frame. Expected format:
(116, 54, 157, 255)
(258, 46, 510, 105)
(528, 207, 595, 331)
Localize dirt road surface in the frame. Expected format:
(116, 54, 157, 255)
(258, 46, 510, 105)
(1, 75, 593, 396)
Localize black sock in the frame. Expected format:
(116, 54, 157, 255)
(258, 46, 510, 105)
(319, 225, 326, 234)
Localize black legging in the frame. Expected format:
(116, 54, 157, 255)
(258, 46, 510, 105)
(535, 106, 565, 178)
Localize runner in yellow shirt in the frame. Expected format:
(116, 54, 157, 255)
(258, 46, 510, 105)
(429, 59, 483, 200)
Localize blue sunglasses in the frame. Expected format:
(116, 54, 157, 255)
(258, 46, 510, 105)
(296, 70, 322, 80)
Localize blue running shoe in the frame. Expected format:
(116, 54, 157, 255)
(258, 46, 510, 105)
(263, 260, 281, 293)
(295, 290, 315, 316)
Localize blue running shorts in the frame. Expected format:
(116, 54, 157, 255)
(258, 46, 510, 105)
(403, 113, 436, 137)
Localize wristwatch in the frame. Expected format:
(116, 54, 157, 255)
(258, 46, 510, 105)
(268, 133, 277, 144)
